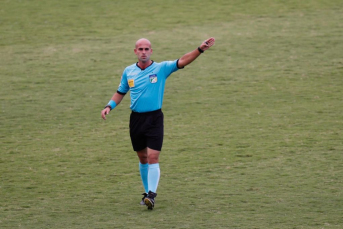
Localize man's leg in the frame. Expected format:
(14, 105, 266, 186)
(147, 148, 160, 193)
(143, 148, 160, 209)
(136, 147, 161, 193)
(137, 148, 149, 203)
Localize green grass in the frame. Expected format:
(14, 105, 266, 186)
(1, 0, 343, 228)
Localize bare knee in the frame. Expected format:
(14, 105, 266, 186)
(147, 148, 160, 164)
(137, 148, 148, 164)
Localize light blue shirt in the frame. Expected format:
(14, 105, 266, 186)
(117, 60, 181, 113)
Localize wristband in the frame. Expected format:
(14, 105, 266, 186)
(105, 100, 117, 110)
(197, 47, 204, 53)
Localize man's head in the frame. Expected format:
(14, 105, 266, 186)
(134, 38, 153, 63)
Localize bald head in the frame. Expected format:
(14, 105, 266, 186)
(135, 38, 151, 48)
(134, 38, 153, 65)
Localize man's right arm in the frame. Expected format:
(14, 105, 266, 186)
(101, 92, 125, 120)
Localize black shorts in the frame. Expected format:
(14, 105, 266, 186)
(129, 109, 164, 152)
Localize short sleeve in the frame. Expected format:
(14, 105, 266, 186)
(163, 60, 180, 79)
(117, 69, 130, 93)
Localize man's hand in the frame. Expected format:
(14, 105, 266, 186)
(101, 107, 111, 120)
(199, 37, 215, 51)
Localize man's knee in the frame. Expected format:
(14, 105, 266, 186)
(147, 148, 160, 164)
(137, 148, 148, 163)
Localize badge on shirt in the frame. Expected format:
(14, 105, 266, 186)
(128, 79, 135, 88)
(149, 74, 157, 83)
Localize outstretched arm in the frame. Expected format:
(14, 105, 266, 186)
(177, 37, 215, 68)
(101, 92, 125, 120)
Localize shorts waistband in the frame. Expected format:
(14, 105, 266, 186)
(131, 109, 162, 115)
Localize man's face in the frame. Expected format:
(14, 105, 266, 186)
(134, 40, 152, 63)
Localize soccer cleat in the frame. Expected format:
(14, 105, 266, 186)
(140, 193, 147, 205)
(144, 191, 157, 210)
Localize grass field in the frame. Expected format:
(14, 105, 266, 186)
(1, 0, 343, 228)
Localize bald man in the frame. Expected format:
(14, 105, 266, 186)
(101, 37, 215, 210)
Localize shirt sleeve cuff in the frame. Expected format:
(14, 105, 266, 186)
(117, 90, 127, 95)
(176, 59, 184, 69)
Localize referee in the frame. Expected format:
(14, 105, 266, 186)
(101, 37, 215, 210)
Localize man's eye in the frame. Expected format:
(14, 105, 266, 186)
(145, 48, 150, 51)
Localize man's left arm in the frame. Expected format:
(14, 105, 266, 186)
(177, 37, 215, 68)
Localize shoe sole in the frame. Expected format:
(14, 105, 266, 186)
(144, 198, 154, 210)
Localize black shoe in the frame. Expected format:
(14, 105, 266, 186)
(140, 193, 147, 205)
(144, 191, 157, 210)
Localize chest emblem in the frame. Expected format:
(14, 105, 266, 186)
(128, 79, 135, 88)
(149, 74, 158, 83)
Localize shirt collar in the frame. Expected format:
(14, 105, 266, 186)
(136, 60, 154, 70)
